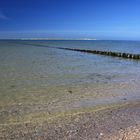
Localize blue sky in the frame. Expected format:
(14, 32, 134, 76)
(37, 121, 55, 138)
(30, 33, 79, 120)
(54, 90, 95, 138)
(0, 0, 140, 39)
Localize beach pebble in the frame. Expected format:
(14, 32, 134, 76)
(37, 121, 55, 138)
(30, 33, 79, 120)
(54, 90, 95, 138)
(100, 133, 103, 136)
(18, 103, 22, 106)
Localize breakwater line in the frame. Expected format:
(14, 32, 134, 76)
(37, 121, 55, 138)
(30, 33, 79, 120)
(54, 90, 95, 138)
(12, 42, 140, 60)
(56, 47, 140, 60)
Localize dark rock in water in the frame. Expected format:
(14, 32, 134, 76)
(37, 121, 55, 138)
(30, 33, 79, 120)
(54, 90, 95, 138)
(10, 85, 16, 88)
(123, 98, 127, 101)
(68, 90, 73, 94)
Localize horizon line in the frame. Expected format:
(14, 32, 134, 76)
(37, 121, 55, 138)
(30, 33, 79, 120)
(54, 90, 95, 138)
(0, 38, 140, 41)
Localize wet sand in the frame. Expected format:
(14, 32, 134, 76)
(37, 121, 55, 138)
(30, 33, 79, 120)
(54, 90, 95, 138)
(0, 101, 140, 140)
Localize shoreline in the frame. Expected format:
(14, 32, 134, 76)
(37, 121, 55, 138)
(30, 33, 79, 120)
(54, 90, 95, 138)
(0, 101, 140, 139)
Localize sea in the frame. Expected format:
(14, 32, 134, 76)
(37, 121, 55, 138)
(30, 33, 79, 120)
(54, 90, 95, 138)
(0, 40, 140, 124)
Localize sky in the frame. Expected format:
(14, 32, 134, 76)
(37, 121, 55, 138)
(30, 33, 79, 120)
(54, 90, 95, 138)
(0, 0, 140, 40)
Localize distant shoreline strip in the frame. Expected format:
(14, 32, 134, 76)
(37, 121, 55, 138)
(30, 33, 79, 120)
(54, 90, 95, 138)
(57, 47, 140, 60)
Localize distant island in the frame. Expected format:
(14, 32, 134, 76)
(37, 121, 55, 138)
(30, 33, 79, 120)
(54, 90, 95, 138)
(19, 38, 97, 40)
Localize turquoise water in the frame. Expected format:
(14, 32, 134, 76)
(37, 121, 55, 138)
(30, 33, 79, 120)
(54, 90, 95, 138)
(0, 40, 140, 123)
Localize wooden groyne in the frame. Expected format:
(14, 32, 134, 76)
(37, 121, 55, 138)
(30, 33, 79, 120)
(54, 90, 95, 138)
(17, 42, 140, 60)
(57, 47, 140, 60)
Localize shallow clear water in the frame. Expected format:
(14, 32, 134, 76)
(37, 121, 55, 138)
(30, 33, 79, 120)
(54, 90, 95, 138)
(0, 40, 140, 124)
(1, 40, 140, 88)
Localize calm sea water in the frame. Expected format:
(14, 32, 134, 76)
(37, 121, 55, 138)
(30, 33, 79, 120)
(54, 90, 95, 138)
(0, 40, 140, 123)
(1, 40, 140, 88)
